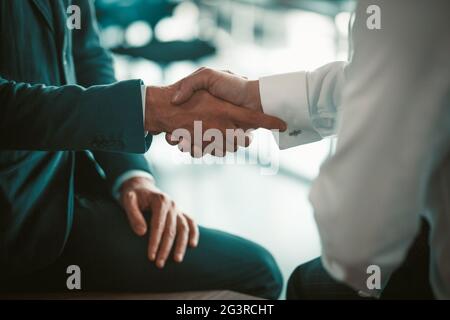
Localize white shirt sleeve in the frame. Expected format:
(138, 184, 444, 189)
(309, 0, 450, 297)
(259, 61, 346, 149)
(112, 170, 155, 201)
(259, 0, 450, 298)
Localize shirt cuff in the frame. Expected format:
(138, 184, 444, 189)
(112, 170, 155, 201)
(259, 72, 322, 149)
(141, 85, 148, 136)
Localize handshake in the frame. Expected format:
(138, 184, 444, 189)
(144, 68, 287, 157)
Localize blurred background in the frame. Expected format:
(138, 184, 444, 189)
(95, 0, 355, 296)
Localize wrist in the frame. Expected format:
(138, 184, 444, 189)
(245, 80, 263, 112)
(145, 86, 177, 133)
(120, 176, 157, 194)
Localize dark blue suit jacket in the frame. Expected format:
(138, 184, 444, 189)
(0, 0, 152, 277)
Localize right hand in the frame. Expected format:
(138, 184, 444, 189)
(144, 83, 286, 157)
(171, 68, 262, 112)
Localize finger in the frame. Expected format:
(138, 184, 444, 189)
(184, 213, 199, 247)
(172, 69, 212, 104)
(156, 208, 177, 268)
(229, 106, 287, 131)
(148, 198, 169, 261)
(122, 191, 147, 236)
(254, 113, 287, 131)
(173, 214, 189, 263)
(165, 133, 180, 146)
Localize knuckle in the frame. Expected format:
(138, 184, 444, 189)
(157, 219, 165, 229)
(159, 193, 167, 201)
(168, 228, 177, 238)
(154, 217, 165, 229)
(158, 193, 169, 205)
(178, 218, 188, 230)
(153, 206, 164, 217)
(202, 67, 213, 76)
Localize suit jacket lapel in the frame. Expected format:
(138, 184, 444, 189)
(30, 0, 55, 33)
(49, 0, 66, 43)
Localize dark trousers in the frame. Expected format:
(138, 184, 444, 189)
(287, 220, 434, 299)
(3, 171, 282, 299)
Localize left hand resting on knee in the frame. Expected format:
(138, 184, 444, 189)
(119, 177, 199, 268)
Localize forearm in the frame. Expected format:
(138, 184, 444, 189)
(0, 77, 149, 152)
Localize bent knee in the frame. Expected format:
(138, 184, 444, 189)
(250, 246, 283, 299)
(287, 264, 304, 299)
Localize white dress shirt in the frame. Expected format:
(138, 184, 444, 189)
(259, 0, 450, 298)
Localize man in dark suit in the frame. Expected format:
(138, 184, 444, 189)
(0, 0, 283, 298)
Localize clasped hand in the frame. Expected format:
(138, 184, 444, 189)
(144, 68, 286, 156)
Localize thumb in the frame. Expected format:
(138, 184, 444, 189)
(171, 82, 194, 105)
(122, 191, 148, 236)
(171, 71, 210, 105)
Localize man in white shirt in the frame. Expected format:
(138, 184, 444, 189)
(170, 0, 450, 299)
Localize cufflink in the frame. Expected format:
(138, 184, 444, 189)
(288, 129, 302, 137)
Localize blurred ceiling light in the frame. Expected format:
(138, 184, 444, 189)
(334, 11, 351, 36)
(130, 59, 162, 85)
(125, 20, 153, 47)
(100, 25, 124, 48)
(173, 1, 199, 20)
(154, 1, 199, 42)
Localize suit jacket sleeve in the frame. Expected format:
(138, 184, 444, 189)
(0, 76, 149, 153)
(72, 0, 153, 185)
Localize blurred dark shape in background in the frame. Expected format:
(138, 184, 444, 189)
(96, 0, 174, 29)
(95, 0, 215, 67)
